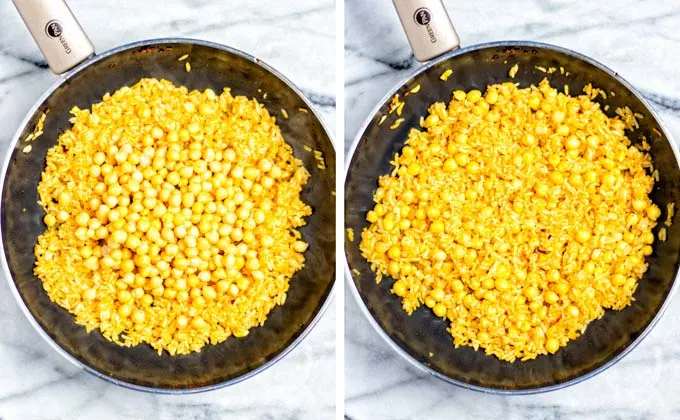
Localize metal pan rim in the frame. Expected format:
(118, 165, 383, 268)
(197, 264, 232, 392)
(343, 39, 680, 394)
(0, 37, 336, 394)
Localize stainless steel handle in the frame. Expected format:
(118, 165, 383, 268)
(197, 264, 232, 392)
(392, 0, 460, 62)
(12, 0, 95, 74)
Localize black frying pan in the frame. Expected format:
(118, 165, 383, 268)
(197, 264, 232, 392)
(345, 1, 680, 393)
(1, 1, 335, 393)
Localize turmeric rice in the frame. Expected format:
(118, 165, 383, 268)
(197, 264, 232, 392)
(360, 79, 659, 362)
(35, 78, 311, 355)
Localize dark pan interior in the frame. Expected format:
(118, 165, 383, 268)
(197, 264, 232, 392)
(2, 41, 335, 390)
(345, 43, 680, 391)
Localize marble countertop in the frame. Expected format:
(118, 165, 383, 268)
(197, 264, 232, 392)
(345, 0, 680, 419)
(0, 1, 335, 419)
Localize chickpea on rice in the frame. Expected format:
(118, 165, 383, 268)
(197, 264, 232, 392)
(360, 79, 659, 362)
(36, 78, 311, 355)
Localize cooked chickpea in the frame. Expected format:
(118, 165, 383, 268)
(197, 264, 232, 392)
(75, 212, 90, 227)
(393, 280, 407, 296)
(132, 310, 146, 323)
(454, 153, 469, 167)
(524, 286, 539, 300)
(495, 278, 510, 292)
(433, 303, 447, 317)
(554, 283, 569, 295)
(647, 205, 661, 220)
(565, 136, 580, 150)
(612, 273, 626, 286)
(430, 220, 445, 234)
(485, 90, 499, 104)
(433, 250, 447, 261)
(387, 246, 401, 260)
(545, 338, 560, 354)
(534, 182, 549, 197)
(466, 90, 482, 103)
(632, 199, 648, 212)
(544, 291, 559, 304)
(407, 162, 421, 176)
(44, 214, 57, 227)
(576, 229, 591, 244)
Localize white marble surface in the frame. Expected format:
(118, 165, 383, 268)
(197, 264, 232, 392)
(345, 0, 680, 419)
(0, 1, 335, 419)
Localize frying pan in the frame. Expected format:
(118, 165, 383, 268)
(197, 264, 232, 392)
(345, 0, 680, 393)
(1, 0, 335, 392)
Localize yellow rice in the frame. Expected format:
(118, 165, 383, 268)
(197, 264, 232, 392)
(35, 78, 311, 355)
(360, 79, 659, 362)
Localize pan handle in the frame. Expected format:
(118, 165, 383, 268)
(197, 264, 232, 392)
(392, 0, 460, 62)
(12, 0, 95, 75)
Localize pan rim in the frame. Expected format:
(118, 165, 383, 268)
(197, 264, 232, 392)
(0, 37, 336, 394)
(343, 39, 680, 395)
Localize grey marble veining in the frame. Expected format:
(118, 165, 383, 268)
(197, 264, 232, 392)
(345, 0, 680, 419)
(0, 1, 335, 419)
